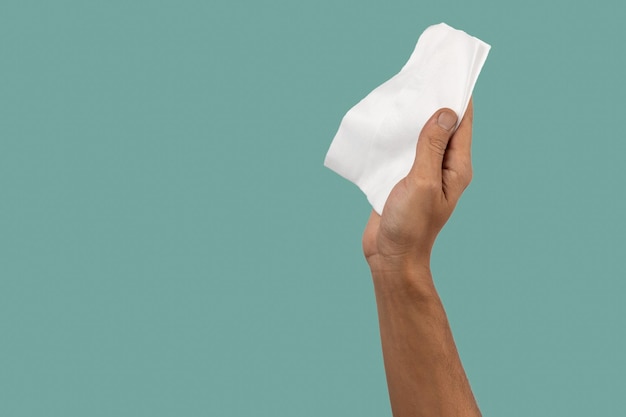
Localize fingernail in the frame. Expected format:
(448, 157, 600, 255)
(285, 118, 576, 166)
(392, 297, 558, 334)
(437, 110, 457, 131)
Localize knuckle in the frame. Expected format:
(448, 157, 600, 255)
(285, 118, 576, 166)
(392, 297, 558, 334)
(411, 175, 440, 193)
(425, 133, 449, 157)
(461, 166, 473, 186)
(457, 172, 472, 192)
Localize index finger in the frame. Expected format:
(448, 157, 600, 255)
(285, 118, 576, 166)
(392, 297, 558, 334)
(445, 98, 474, 164)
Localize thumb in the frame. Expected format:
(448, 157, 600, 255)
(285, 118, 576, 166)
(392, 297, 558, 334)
(410, 108, 458, 182)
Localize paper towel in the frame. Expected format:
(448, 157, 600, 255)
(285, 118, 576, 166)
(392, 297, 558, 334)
(324, 23, 490, 214)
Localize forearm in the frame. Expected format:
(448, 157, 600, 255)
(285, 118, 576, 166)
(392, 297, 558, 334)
(371, 264, 481, 417)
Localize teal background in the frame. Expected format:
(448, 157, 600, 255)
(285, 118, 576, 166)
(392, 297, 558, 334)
(1, 0, 625, 415)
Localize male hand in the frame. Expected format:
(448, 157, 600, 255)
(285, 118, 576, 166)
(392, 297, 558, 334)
(362, 100, 481, 417)
(362, 100, 474, 275)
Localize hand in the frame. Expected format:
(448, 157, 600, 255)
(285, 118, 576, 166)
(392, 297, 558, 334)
(362, 100, 474, 274)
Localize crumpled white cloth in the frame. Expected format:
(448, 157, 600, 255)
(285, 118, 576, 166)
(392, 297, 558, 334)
(324, 23, 491, 214)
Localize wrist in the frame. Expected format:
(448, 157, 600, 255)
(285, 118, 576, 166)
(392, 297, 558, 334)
(366, 249, 431, 279)
(368, 256, 438, 300)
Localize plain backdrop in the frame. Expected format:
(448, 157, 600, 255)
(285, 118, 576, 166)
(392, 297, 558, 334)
(1, 0, 625, 416)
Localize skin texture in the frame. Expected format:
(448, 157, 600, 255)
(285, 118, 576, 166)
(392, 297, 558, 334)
(362, 101, 481, 417)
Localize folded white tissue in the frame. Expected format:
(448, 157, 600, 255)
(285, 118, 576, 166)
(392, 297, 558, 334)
(324, 23, 490, 214)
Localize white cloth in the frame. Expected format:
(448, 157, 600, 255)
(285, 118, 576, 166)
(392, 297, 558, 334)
(324, 23, 491, 214)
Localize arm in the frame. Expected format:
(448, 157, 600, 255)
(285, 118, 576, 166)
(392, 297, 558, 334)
(362, 101, 481, 417)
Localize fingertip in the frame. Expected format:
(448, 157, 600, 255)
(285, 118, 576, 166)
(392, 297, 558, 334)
(437, 109, 458, 131)
(368, 209, 381, 223)
(411, 108, 458, 181)
(457, 101, 474, 133)
(464, 98, 474, 123)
